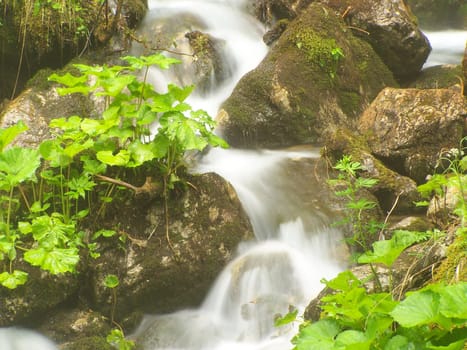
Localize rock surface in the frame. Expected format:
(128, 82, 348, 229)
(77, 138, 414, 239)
(320, 0, 431, 81)
(218, 2, 396, 148)
(359, 87, 466, 183)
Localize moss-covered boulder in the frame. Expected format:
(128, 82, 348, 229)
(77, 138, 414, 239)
(218, 3, 396, 148)
(324, 128, 421, 214)
(358, 87, 466, 183)
(248, 0, 312, 25)
(85, 172, 254, 320)
(409, 64, 463, 90)
(320, 0, 431, 81)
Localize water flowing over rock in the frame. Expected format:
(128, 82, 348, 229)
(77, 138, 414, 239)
(218, 2, 396, 148)
(320, 0, 431, 81)
(358, 87, 467, 183)
(131, 12, 232, 93)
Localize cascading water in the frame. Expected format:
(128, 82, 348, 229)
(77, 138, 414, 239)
(130, 1, 345, 349)
(423, 29, 467, 67)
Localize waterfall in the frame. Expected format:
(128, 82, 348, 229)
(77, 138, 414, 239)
(130, 1, 345, 349)
(423, 30, 467, 67)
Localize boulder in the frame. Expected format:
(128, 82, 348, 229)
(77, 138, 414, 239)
(0, 66, 102, 149)
(218, 3, 396, 148)
(248, 0, 312, 25)
(320, 0, 431, 81)
(0, 267, 79, 326)
(358, 87, 466, 183)
(409, 64, 463, 90)
(85, 172, 254, 319)
(324, 128, 421, 215)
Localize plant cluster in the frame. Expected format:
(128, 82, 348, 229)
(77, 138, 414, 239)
(0, 53, 227, 291)
(282, 154, 467, 349)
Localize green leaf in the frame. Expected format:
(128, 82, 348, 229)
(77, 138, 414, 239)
(122, 54, 180, 70)
(391, 289, 441, 327)
(0, 120, 28, 151)
(96, 150, 130, 166)
(0, 270, 28, 289)
(335, 330, 370, 350)
(30, 214, 76, 249)
(292, 319, 340, 350)
(24, 247, 79, 274)
(437, 282, 467, 319)
(274, 309, 298, 327)
(39, 139, 72, 167)
(322, 270, 361, 292)
(104, 274, 119, 288)
(384, 335, 412, 350)
(0, 147, 40, 189)
(92, 229, 116, 240)
(48, 72, 88, 88)
(127, 140, 157, 167)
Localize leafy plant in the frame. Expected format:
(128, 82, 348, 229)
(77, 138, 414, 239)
(106, 328, 135, 350)
(328, 155, 380, 252)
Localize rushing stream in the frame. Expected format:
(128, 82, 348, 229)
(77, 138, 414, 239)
(1, 2, 466, 349)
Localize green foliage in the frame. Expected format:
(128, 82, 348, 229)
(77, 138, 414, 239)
(106, 329, 135, 350)
(294, 29, 344, 80)
(328, 155, 380, 251)
(293, 270, 467, 349)
(291, 151, 467, 349)
(0, 53, 227, 290)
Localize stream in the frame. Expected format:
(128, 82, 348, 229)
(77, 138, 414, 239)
(0, 1, 465, 349)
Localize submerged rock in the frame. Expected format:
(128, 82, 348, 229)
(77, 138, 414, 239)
(358, 87, 466, 183)
(219, 2, 396, 148)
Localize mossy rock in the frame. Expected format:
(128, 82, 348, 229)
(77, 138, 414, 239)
(219, 3, 396, 148)
(324, 128, 421, 215)
(61, 336, 113, 350)
(409, 65, 463, 89)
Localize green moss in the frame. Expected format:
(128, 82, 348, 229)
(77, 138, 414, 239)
(62, 336, 112, 350)
(433, 232, 466, 283)
(293, 28, 344, 81)
(339, 91, 362, 117)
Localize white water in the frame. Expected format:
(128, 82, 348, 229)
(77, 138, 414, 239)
(131, 1, 344, 349)
(423, 30, 466, 67)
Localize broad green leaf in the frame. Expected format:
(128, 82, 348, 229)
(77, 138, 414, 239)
(322, 270, 361, 292)
(391, 289, 442, 327)
(384, 335, 412, 350)
(292, 319, 340, 350)
(335, 330, 370, 350)
(0, 270, 28, 289)
(48, 72, 88, 87)
(0, 120, 28, 151)
(97, 75, 135, 97)
(39, 139, 72, 167)
(96, 150, 130, 166)
(104, 274, 119, 288)
(81, 155, 107, 175)
(426, 339, 466, 350)
(437, 282, 467, 319)
(92, 229, 116, 240)
(274, 309, 298, 327)
(0, 147, 40, 189)
(30, 214, 75, 249)
(67, 175, 96, 199)
(168, 84, 194, 103)
(127, 140, 157, 167)
(24, 247, 79, 274)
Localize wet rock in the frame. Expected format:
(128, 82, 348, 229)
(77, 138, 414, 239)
(86, 172, 254, 320)
(219, 3, 396, 148)
(132, 12, 232, 93)
(249, 0, 312, 25)
(320, 0, 431, 81)
(358, 87, 466, 183)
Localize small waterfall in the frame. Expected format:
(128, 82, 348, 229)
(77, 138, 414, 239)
(423, 30, 467, 67)
(128, 5, 347, 348)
